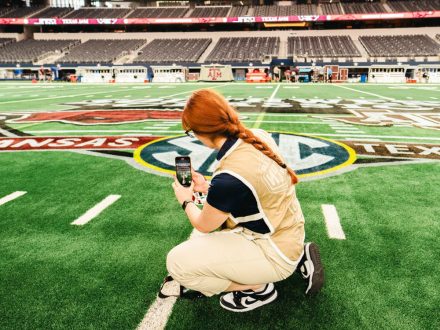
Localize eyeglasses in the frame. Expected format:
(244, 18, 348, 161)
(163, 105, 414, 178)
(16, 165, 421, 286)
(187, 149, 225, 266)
(185, 130, 196, 139)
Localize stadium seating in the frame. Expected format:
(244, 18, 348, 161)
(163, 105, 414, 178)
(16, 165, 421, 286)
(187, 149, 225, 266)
(58, 39, 145, 64)
(189, 6, 230, 18)
(127, 7, 188, 19)
(29, 7, 73, 18)
(64, 8, 131, 19)
(0, 39, 79, 63)
(341, 2, 386, 14)
(253, 4, 317, 16)
(0, 38, 15, 47)
(321, 3, 344, 15)
(387, 0, 440, 12)
(229, 6, 250, 17)
(359, 35, 440, 57)
(205, 37, 279, 63)
(288, 36, 361, 58)
(133, 38, 211, 64)
(0, 6, 43, 18)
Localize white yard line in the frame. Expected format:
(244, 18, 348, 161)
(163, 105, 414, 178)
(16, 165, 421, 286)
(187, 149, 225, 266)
(331, 127, 363, 130)
(71, 195, 121, 226)
(22, 130, 440, 141)
(253, 83, 281, 129)
(0, 82, 231, 105)
(243, 120, 330, 125)
(136, 229, 203, 330)
(305, 133, 440, 141)
(343, 138, 381, 142)
(143, 127, 174, 130)
(332, 84, 394, 100)
(321, 204, 345, 240)
(0, 89, 125, 105)
(334, 130, 364, 133)
(0, 191, 27, 206)
(24, 130, 183, 134)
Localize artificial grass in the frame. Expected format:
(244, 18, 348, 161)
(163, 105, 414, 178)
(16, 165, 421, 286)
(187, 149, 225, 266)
(0, 151, 192, 329)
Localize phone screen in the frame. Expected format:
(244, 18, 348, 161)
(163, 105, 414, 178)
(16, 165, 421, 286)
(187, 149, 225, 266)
(175, 156, 192, 187)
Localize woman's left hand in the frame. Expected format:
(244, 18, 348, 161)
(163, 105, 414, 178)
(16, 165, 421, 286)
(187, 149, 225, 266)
(172, 176, 194, 205)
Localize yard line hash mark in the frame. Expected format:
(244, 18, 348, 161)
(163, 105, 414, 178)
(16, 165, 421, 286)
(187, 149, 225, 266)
(0, 191, 27, 206)
(71, 195, 121, 226)
(321, 204, 346, 240)
(137, 229, 204, 330)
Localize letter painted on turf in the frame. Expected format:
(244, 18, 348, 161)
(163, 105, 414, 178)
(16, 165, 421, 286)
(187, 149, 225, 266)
(108, 137, 139, 147)
(385, 144, 414, 155)
(416, 146, 440, 156)
(353, 143, 380, 153)
(48, 138, 82, 147)
(0, 139, 14, 148)
(12, 138, 54, 148)
(75, 138, 107, 147)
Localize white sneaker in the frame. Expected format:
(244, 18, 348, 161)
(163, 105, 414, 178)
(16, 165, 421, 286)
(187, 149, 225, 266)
(219, 283, 277, 312)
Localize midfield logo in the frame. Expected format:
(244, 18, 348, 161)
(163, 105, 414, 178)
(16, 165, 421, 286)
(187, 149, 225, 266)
(134, 132, 356, 178)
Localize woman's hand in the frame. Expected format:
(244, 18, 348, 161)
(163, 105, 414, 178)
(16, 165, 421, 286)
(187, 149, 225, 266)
(191, 169, 209, 194)
(172, 176, 194, 205)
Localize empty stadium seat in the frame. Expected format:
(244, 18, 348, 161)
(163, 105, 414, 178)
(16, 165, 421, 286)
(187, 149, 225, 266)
(29, 7, 73, 18)
(127, 7, 188, 19)
(189, 6, 230, 18)
(387, 0, 440, 12)
(58, 39, 145, 64)
(64, 8, 131, 19)
(0, 39, 79, 63)
(359, 35, 440, 57)
(288, 36, 361, 58)
(0, 6, 43, 18)
(205, 37, 279, 63)
(342, 2, 386, 14)
(133, 39, 211, 64)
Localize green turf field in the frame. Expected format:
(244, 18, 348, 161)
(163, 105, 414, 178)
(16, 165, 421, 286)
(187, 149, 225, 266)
(0, 82, 439, 330)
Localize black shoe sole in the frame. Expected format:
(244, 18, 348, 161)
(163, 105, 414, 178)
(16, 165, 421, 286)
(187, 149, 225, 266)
(305, 242, 325, 294)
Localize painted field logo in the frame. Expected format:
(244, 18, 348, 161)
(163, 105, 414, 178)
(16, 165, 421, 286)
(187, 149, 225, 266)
(134, 132, 356, 179)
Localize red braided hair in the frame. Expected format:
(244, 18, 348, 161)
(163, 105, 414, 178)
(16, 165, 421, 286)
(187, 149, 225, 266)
(182, 89, 298, 184)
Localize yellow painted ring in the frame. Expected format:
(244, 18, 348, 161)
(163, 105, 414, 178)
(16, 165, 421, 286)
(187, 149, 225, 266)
(133, 131, 357, 179)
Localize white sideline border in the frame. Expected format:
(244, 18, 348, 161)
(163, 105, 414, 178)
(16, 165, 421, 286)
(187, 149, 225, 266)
(321, 204, 346, 240)
(71, 195, 121, 226)
(0, 191, 27, 206)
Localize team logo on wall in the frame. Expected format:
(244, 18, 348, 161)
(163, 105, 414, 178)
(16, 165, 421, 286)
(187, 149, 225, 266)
(134, 132, 356, 179)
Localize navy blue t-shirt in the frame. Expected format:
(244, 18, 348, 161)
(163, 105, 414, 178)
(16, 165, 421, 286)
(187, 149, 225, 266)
(206, 137, 271, 234)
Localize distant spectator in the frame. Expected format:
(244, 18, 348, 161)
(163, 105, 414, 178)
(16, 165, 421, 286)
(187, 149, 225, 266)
(327, 67, 333, 83)
(284, 67, 291, 83)
(39, 66, 45, 81)
(273, 66, 280, 82)
(291, 69, 297, 83)
(422, 71, 429, 83)
(318, 67, 325, 82)
(416, 69, 422, 83)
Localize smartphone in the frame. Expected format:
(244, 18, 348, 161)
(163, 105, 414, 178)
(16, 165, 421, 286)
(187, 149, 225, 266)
(175, 156, 192, 187)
